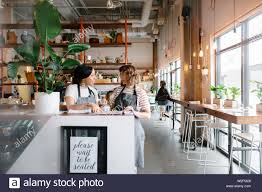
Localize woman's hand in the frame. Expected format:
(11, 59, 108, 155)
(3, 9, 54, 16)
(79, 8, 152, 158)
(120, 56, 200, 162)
(123, 106, 135, 114)
(90, 103, 102, 113)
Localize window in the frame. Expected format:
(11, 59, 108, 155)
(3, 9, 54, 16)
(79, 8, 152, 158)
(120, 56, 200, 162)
(216, 11, 262, 173)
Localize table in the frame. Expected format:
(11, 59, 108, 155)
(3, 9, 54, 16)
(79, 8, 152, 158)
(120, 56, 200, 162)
(169, 99, 262, 174)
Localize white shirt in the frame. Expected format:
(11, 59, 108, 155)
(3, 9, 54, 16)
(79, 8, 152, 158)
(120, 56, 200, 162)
(65, 84, 99, 104)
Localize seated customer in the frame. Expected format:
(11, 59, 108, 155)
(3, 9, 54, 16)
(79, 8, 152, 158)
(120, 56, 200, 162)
(155, 81, 171, 120)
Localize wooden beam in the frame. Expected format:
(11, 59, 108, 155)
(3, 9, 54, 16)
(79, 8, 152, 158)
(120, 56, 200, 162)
(0, 23, 132, 30)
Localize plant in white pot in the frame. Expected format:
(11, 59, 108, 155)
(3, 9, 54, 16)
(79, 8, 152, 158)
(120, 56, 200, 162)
(172, 83, 181, 98)
(210, 85, 225, 107)
(111, 74, 118, 83)
(224, 86, 240, 108)
(251, 81, 262, 112)
(7, 0, 90, 114)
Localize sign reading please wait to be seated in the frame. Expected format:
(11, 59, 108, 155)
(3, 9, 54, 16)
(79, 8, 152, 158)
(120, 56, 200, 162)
(70, 137, 98, 173)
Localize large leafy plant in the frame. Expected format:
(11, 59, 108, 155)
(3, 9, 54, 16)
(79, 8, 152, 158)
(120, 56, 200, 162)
(251, 81, 262, 103)
(210, 85, 225, 99)
(7, 0, 90, 93)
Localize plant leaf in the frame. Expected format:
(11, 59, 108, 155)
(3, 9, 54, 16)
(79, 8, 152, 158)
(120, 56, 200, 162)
(45, 44, 61, 63)
(67, 43, 91, 54)
(62, 59, 80, 69)
(15, 40, 40, 66)
(34, 0, 61, 43)
(7, 62, 20, 79)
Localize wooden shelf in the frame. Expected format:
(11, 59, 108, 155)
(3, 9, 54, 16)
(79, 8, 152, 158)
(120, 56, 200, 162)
(0, 83, 37, 86)
(94, 83, 120, 85)
(0, 44, 20, 48)
(86, 63, 130, 66)
(0, 23, 132, 30)
(49, 43, 132, 48)
(0, 43, 132, 49)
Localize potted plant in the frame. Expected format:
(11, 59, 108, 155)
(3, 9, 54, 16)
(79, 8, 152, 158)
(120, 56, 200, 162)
(150, 85, 158, 95)
(251, 81, 262, 112)
(210, 85, 225, 107)
(7, 0, 90, 114)
(111, 74, 118, 83)
(224, 86, 240, 108)
(172, 83, 181, 98)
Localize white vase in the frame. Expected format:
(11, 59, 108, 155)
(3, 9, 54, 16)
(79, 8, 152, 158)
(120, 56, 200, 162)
(256, 103, 262, 112)
(35, 92, 60, 114)
(112, 78, 118, 83)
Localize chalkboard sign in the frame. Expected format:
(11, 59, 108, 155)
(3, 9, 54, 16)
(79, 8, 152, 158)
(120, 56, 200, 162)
(70, 137, 98, 173)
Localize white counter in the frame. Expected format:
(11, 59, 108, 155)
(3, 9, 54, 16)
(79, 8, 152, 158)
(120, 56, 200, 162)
(1, 109, 136, 174)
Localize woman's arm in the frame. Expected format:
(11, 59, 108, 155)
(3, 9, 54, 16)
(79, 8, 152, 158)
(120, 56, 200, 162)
(123, 89, 151, 119)
(64, 96, 101, 112)
(124, 106, 151, 119)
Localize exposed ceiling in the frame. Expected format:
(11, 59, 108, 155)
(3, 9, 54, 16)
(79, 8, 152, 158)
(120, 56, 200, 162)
(1, 0, 173, 39)
(3, 0, 160, 23)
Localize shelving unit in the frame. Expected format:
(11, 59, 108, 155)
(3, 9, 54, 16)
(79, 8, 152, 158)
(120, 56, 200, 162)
(0, 42, 132, 49)
(0, 20, 135, 97)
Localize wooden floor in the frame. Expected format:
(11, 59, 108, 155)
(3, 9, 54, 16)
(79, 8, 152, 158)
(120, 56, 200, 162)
(138, 113, 246, 174)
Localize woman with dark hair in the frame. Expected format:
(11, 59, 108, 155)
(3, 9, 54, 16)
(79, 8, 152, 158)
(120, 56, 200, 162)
(64, 64, 101, 112)
(109, 64, 151, 168)
(155, 80, 171, 120)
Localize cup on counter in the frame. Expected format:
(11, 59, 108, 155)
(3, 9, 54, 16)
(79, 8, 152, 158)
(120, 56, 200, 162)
(102, 105, 111, 112)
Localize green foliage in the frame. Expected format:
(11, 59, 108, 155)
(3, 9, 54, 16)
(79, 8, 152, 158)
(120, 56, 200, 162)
(172, 83, 181, 95)
(228, 87, 241, 100)
(34, 0, 61, 43)
(68, 44, 91, 54)
(7, 0, 90, 94)
(7, 62, 20, 79)
(150, 85, 158, 94)
(251, 81, 262, 103)
(210, 85, 225, 99)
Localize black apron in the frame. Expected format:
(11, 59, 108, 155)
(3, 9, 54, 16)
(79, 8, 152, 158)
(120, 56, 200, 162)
(114, 86, 145, 168)
(74, 85, 106, 172)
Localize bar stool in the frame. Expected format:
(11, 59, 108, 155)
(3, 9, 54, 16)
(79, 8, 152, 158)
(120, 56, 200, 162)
(229, 130, 262, 174)
(182, 109, 210, 161)
(202, 118, 229, 174)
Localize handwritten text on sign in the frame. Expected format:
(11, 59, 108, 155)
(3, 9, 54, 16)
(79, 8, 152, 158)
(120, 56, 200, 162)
(70, 137, 98, 173)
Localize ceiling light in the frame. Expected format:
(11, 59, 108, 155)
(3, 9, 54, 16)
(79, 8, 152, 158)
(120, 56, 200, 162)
(199, 49, 204, 57)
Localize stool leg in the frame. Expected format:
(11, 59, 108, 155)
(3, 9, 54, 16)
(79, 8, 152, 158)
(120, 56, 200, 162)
(248, 138, 254, 174)
(187, 115, 193, 159)
(204, 127, 211, 174)
(183, 113, 189, 152)
(236, 138, 241, 171)
(229, 135, 234, 174)
(199, 126, 206, 162)
(260, 142, 262, 174)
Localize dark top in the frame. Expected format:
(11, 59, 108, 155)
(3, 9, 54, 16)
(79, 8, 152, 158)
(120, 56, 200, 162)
(155, 87, 171, 105)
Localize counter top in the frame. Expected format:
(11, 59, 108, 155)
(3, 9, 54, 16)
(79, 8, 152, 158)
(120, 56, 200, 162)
(0, 105, 135, 174)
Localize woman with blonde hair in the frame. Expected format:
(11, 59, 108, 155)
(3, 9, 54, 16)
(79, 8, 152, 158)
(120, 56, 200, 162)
(109, 64, 151, 168)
